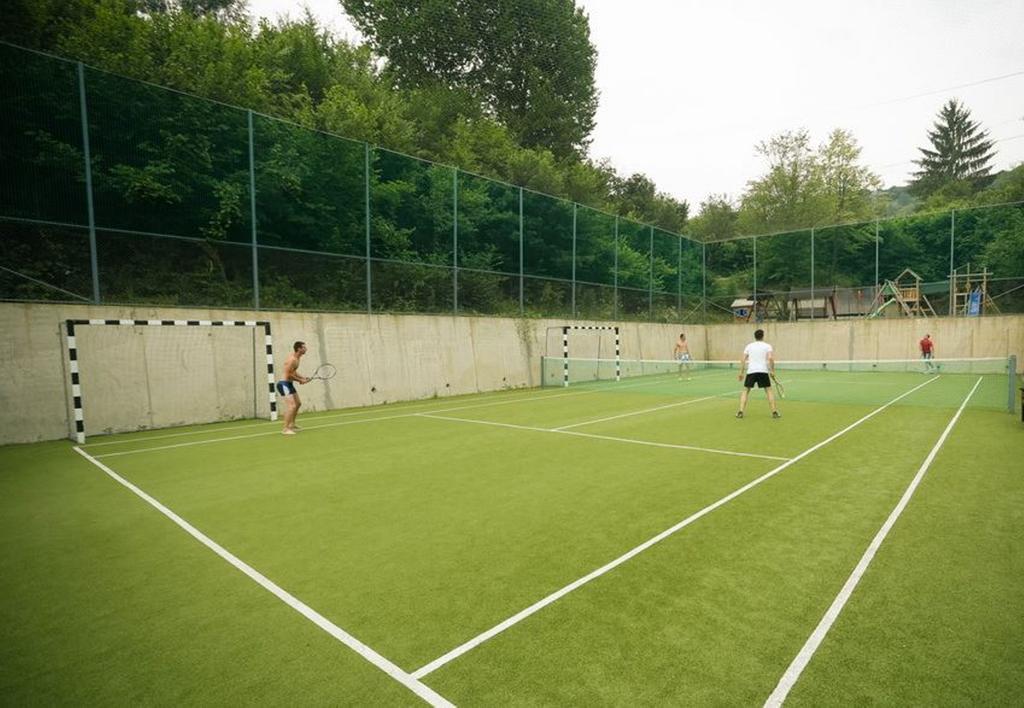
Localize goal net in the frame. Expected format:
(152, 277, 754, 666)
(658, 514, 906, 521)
(65, 319, 277, 442)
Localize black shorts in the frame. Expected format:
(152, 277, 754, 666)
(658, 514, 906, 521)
(744, 372, 771, 389)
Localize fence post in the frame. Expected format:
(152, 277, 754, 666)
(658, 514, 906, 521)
(752, 235, 757, 311)
(648, 225, 654, 321)
(76, 63, 100, 304)
(246, 110, 260, 309)
(946, 205, 954, 313)
(613, 216, 619, 320)
(701, 241, 707, 323)
(874, 219, 880, 286)
(453, 168, 458, 315)
(677, 236, 682, 319)
(364, 143, 372, 315)
(810, 228, 815, 321)
(519, 186, 524, 315)
(572, 202, 577, 318)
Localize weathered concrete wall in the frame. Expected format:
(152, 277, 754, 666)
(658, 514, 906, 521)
(703, 315, 1024, 366)
(0, 302, 705, 445)
(4, 300, 1018, 446)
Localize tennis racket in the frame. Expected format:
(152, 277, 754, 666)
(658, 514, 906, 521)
(309, 363, 337, 381)
(771, 373, 786, 398)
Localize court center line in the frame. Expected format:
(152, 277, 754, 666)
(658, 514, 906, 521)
(410, 375, 941, 680)
(763, 376, 982, 708)
(72, 446, 453, 708)
(89, 376, 698, 457)
(419, 413, 791, 462)
(552, 394, 724, 430)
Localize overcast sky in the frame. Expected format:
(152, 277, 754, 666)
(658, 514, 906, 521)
(249, 0, 1024, 209)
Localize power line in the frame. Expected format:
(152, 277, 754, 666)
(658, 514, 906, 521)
(858, 69, 1024, 109)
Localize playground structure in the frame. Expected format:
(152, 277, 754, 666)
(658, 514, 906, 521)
(949, 263, 999, 316)
(867, 269, 938, 319)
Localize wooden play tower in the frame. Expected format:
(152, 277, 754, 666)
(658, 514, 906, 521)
(867, 268, 937, 318)
(949, 263, 998, 316)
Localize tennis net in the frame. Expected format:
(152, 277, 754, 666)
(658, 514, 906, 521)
(541, 356, 1018, 412)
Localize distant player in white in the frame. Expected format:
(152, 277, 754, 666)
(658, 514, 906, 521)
(673, 332, 692, 380)
(736, 328, 780, 419)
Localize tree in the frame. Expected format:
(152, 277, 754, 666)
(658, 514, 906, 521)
(341, 0, 598, 159)
(911, 99, 995, 197)
(739, 129, 828, 233)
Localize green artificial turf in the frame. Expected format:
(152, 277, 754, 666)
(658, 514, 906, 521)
(1, 373, 1021, 705)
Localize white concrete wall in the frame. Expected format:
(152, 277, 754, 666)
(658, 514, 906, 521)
(703, 315, 1024, 365)
(0, 302, 704, 445)
(2, 301, 1019, 446)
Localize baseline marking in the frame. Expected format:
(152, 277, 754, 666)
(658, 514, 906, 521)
(420, 413, 790, 462)
(72, 446, 453, 708)
(411, 375, 941, 679)
(763, 376, 982, 707)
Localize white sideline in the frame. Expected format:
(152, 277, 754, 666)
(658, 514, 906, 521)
(420, 413, 791, 462)
(89, 375, 697, 457)
(763, 376, 982, 708)
(552, 394, 722, 430)
(72, 446, 453, 708)
(410, 375, 941, 679)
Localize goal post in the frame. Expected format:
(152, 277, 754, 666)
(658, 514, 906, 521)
(65, 318, 278, 444)
(560, 324, 620, 387)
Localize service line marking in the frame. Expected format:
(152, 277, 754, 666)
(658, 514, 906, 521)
(73, 446, 453, 707)
(763, 376, 982, 707)
(89, 376, 699, 457)
(410, 375, 941, 679)
(419, 413, 790, 462)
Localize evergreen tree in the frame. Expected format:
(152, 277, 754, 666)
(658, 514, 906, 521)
(911, 99, 995, 197)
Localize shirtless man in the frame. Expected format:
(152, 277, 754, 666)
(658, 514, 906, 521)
(276, 341, 310, 435)
(673, 332, 692, 380)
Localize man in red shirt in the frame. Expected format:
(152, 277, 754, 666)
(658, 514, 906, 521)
(919, 333, 935, 372)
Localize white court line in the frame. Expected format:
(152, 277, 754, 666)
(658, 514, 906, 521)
(763, 376, 982, 708)
(82, 386, 599, 448)
(420, 414, 791, 462)
(72, 446, 452, 708)
(411, 375, 941, 679)
(89, 375, 698, 457)
(553, 394, 723, 430)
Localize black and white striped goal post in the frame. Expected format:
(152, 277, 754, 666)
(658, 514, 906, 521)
(561, 324, 620, 387)
(65, 318, 278, 444)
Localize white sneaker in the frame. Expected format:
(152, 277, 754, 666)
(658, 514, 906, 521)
(282, 429, 297, 435)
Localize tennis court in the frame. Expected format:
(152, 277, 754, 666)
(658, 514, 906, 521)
(1, 360, 1022, 705)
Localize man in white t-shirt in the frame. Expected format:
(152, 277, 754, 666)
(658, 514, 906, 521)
(736, 329, 780, 419)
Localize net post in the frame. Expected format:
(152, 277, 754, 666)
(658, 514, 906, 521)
(364, 143, 372, 315)
(615, 326, 621, 382)
(76, 63, 100, 304)
(562, 326, 569, 387)
(247, 110, 260, 310)
(65, 319, 86, 444)
(1009, 354, 1017, 415)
